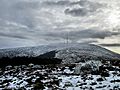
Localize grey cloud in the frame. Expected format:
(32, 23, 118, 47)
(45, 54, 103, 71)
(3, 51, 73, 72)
(13, 1, 40, 10)
(0, 37, 36, 49)
(0, 32, 28, 40)
(78, 40, 98, 44)
(100, 44, 120, 47)
(45, 29, 120, 42)
(70, 30, 119, 39)
(71, 0, 104, 9)
(0, 0, 119, 48)
(90, 31, 119, 39)
(0, 0, 38, 28)
(65, 8, 88, 16)
(64, 0, 103, 17)
(42, 1, 70, 6)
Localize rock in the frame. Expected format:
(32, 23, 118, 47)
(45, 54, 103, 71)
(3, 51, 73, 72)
(100, 71, 109, 77)
(74, 60, 102, 74)
(64, 82, 73, 87)
(97, 78, 104, 82)
(89, 87, 94, 90)
(33, 82, 45, 90)
(90, 82, 97, 85)
(79, 83, 87, 86)
(110, 79, 120, 83)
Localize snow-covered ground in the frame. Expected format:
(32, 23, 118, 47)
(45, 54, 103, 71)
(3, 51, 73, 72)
(0, 63, 120, 90)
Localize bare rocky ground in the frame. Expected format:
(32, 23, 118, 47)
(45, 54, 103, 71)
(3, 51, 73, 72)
(0, 60, 120, 90)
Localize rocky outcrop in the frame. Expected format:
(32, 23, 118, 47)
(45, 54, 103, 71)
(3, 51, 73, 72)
(74, 60, 102, 74)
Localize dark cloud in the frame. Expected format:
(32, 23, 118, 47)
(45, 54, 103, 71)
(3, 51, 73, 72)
(71, 30, 119, 39)
(79, 40, 98, 44)
(90, 31, 119, 39)
(45, 29, 120, 42)
(64, 0, 103, 17)
(65, 8, 88, 16)
(100, 44, 120, 47)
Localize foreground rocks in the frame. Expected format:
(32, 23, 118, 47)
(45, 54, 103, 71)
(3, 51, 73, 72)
(0, 60, 120, 90)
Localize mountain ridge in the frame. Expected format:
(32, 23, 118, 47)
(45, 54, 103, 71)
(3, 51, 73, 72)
(0, 43, 120, 64)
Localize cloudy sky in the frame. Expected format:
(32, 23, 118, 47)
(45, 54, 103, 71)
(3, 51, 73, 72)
(0, 0, 120, 52)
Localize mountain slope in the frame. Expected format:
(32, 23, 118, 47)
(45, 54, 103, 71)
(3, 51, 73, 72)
(55, 45, 120, 64)
(0, 43, 120, 64)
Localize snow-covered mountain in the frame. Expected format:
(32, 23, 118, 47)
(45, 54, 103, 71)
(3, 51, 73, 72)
(0, 43, 120, 64)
